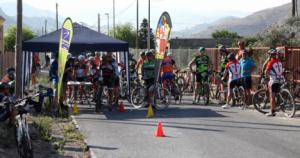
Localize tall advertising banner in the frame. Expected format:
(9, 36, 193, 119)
(155, 12, 172, 81)
(155, 12, 172, 60)
(57, 18, 73, 101)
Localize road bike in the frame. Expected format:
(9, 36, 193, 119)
(131, 81, 171, 110)
(193, 72, 210, 105)
(252, 78, 296, 117)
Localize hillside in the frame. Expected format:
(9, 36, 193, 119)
(191, 3, 292, 38)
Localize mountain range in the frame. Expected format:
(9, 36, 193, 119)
(173, 3, 292, 38)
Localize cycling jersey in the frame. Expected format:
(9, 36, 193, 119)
(266, 58, 284, 85)
(100, 63, 115, 87)
(220, 55, 228, 73)
(129, 59, 137, 75)
(162, 56, 175, 73)
(142, 60, 155, 80)
(225, 60, 241, 82)
(193, 55, 209, 73)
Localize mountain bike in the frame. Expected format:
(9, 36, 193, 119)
(193, 72, 210, 105)
(0, 95, 38, 158)
(231, 79, 246, 109)
(131, 81, 171, 110)
(252, 78, 296, 117)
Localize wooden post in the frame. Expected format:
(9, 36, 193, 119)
(0, 16, 5, 76)
(16, 0, 23, 99)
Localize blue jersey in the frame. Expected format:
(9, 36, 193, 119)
(240, 57, 255, 78)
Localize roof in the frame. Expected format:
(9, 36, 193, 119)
(23, 22, 128, 52)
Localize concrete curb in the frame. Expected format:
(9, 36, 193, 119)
(70, 115, 97, 158)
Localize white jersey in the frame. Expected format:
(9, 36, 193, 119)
(226, 61, 241, 82)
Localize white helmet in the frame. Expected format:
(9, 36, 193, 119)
(78, 55, 85, 61)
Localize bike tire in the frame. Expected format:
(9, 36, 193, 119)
(154, 87, 170, 110)
(280, 89, 296, 118)
(239, 86, 247, 109)
(203, 83, 210, 105)
(16, 119, 33, 158)
(130, 87, 145, 109)
(252, 88, 270, 114)
(176, 76, 186, 93)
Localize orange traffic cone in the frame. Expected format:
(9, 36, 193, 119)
(155, 121, 165, 137)
(118, 101, 125, 112)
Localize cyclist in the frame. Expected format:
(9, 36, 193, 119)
(135, 51, 146, 79)
(1, 67, 15, 83)
(73, 55, 88, 102)
(265, 49, 284, 117)
(221, 53, 241, 109)
(219, 45, 229, 99)
(161, 51, 179, 103)
(240, 50, 256, 105)
(88, 56, 99, 99)
(94, 52, 102, 68)
(189, 47, 212, 104)
(236, 40, 246, 60)
(129, 53, 138, 78)
(141, 50, 156, 107)
(106, 52, 121, 107)
(98, 55, 115, 111)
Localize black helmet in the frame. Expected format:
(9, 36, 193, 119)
(218, 45, 227, 53)
(228, 53, 236, 61)
(6, 67, 15, 74)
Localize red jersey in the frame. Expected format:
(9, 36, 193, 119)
(161, 56, 175, 73)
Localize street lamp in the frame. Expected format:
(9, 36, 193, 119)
(105, 13, 110, 36)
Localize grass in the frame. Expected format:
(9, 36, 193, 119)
(32, 116, 53, 142)
(63, 123, 84, 141)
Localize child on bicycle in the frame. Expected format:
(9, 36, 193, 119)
(265, 49, 284, 117)
(221, 53, 241, 109)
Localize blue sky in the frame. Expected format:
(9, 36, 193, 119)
(0, 0, 291, 31)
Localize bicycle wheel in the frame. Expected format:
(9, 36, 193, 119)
(232, 87, 238, 107)
(16, 119, 33, 158)
(203, 83, 210, 105)
(252, 88, 270, 114)
(130, 87, 145, 109)
(154, 87, 170, 110)
(279, 89, 296, 118)
(239, 86, 246, 109)
(176, 76, 185, 93)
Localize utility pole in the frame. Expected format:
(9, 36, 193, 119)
(98, 13, 101, 33)
(147, 0, 150, 50)
(113, 0, 116, 37)
(45, 19, 47, 34)
(136, 0, 139, 51)
(16, 0, 23, 99)
(56, 2, 58, 30)
(292, 0, 296, 17)
(105, 13, 109, 36)
(42, 26, 44, 35)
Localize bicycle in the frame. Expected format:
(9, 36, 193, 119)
(0, 95, 38, 158)
(193, 72, 210, 105)
(38, 85, 55, 115)
(231, 79, 246, 109)
(210, 71, 227, 104)
(252, 78, 296, 118)
(131, 81, 171, 110)
(164, 77, 181, 104)
(95, 78, 116, 111)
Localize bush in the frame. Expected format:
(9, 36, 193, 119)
(33, 116, 53, 141)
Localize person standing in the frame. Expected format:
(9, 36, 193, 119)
(236, 40, 246, 60)
(240, 50, 256, 105)
(222, 53, 241, 109)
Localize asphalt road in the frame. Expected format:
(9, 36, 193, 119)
(74, 96, 300, 158)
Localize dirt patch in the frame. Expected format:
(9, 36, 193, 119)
(0, 116, 90, 158)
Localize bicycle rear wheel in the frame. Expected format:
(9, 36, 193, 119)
(203, 83, 210, 105)
(252, 88, 270, 114)
(15, 119, 33, 158)
(154, 87, 170, 110)
(130, 87, 145, 109)
(239, 86, 246, 109)
(279, 89, 296, 118)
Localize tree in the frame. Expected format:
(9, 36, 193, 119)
(212, 30, 241, 39)
(113, 23, 136, 48)
(4, 26, 35, 51)
(138, 18, 155, 49)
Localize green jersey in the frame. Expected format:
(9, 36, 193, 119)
(129, 59, 137, 75)
(194, 55, 210, 73)
(142, 60, 155, 80)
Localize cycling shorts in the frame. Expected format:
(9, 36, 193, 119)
(162, 72, 174, 81)
(242, 77, 252, 90)
(195, 72, 209, 83)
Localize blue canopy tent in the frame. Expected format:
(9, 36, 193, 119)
(22, 23, 130, 94)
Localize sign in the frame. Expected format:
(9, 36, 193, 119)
(57, 18, 73, 100)
(155, 12, 172, 59)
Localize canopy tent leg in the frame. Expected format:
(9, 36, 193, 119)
(124, 51, 130, 96)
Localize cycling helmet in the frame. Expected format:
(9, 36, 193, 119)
(145, 50, 154, 56)
(139, 51, 145, 56)
(198, 47, 206, 52)
(267, 49, 277, 55)
(78, 55, 85, 61)
(228, 53, 236, 61)
(88, 56, 94, 61)
(167, 51, 172, 56)
(218, 45, 226, 53)
(276, 47, 285, 54)
(6, 68, 15, 75)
